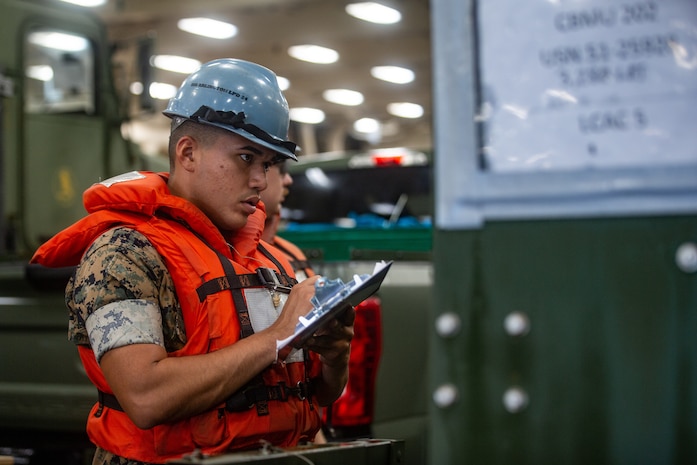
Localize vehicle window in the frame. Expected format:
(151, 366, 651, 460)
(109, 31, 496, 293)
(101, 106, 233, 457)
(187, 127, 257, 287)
(24, 28, 95, 114)
(283, 164, 432, 228)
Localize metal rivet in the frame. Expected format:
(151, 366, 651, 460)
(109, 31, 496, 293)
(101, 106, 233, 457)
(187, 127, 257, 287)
(503, 311, 530, 337)
(502, 386, 529, 413)
(433, 383, 458, 408)
(676, 242, 697, 273)
(435, 312, 461, 338)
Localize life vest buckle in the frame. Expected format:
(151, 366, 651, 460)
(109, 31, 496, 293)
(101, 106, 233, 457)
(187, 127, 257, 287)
(270, 382, 289, 401)
(257, 267, 280, 287)
(257, 267, 291, 293)
(295, 381, 308, 400)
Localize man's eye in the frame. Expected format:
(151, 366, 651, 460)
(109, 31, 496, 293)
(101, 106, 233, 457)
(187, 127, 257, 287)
(239, 153, 253, 163)
(263, 162, 272, 172)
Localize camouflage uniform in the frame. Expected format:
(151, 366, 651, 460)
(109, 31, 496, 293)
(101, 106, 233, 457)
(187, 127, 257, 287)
(66, 227, 187, 465)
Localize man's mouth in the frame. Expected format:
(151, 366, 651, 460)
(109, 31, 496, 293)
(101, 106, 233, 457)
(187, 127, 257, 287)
(242, 195, 259, 214)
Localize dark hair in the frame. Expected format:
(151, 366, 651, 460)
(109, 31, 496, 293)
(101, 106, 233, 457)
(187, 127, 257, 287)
(167, 120, 221, 170)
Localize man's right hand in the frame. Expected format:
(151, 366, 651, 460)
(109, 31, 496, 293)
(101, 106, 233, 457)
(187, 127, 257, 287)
(270, 274, 321, 340)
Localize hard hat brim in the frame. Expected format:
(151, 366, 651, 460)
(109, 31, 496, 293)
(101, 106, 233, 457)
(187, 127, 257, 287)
(164, 112, 299, 161)
(205, 121, 298, 161)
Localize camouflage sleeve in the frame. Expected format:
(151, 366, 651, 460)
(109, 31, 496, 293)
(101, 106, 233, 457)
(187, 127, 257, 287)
(66, 227, 186, 354)
(86, 299, 164, 362)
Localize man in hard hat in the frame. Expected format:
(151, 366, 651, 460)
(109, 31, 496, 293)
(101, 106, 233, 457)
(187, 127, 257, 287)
(31, 59, 353, 464)
(260, 160, 315, 282)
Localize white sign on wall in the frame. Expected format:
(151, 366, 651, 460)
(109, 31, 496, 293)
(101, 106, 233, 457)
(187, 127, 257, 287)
(478, 0, 697, 172)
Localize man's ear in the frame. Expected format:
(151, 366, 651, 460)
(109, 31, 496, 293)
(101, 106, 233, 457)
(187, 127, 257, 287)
(175, 135, 197, 172)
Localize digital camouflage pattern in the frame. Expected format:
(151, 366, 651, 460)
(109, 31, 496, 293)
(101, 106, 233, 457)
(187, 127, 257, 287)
(86, 299, 165, 362)
(66, 227, 186, 351)
(65, 227, 187, 465)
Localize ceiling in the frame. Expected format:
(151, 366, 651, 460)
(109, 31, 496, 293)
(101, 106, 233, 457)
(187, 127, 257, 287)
(89, 0, 433, 157)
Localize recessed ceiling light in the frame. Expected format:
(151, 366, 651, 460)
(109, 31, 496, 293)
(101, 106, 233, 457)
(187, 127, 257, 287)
(276, 76, 290, 91)
(149, 82, 178, 100)
(290, 107, 326, 124)
(288, 45, 339, 64)
(387, 102, 424, 118)
(353, 117, 380, 134)
(345, 2, 402, 24)
(323, 89, 364, 106)
(59, 0, 106, 7)
(177, 18, 237, 39)
(371, 65, 415, 84)
(26, 65, 54, 82)
(150, 55, 201, 74)
(129, 82, 144, 95)
(28, 31, 89, 52)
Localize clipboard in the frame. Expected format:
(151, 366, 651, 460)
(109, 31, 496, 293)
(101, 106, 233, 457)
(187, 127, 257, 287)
(277, 261, 392, 355)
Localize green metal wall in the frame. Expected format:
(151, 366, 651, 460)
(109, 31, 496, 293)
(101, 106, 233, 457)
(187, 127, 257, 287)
(430, 215, 697, 464)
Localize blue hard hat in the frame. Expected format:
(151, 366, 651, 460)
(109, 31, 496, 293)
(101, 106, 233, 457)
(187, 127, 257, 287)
(164, 58, 297, 160)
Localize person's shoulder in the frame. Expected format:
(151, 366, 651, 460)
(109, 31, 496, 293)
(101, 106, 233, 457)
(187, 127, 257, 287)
(88, 226, 154, 253)
(84, 226, 165, 272)
(274, 234, 309, 260)
(94, 226, 152, 246)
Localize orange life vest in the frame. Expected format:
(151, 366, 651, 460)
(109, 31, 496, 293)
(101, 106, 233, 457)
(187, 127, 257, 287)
(271, 234, 382, 438)
(31, 171, 321, 463)
(272, 234, 315, 280)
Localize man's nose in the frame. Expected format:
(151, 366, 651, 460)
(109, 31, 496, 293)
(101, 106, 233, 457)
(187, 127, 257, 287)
(250, 164, 268, 189)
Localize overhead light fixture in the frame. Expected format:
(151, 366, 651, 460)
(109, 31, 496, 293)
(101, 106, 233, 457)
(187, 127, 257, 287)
(345, 2, 402, 24)
(290, 107, 326, 124)
(26, 65, 54, 82)
(28, 31, 89, 52)
(59, 0, 107, 7)
(371, 65, 414, 84)
(387, 102, 424, 118)
(353, 117, 380, 134)
(276, 76, 290, 91)
(151, 55, 201, 74)
(149, 82, 178, 100)
(353, 117, 383, 144)
(323, 89, 364, 106)
(177, 18, 237, 39)
(288, 45, 339, 64)
(129, 82, 144, 95)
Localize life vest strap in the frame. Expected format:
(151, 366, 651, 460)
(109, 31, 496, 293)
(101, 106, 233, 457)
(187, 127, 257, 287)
(94, 380, 314, 417)
(196, 268, 295, 302)
(270, 241, 313, 274)
(95, 390, 124, 417)
(225, 381, 314, 413)
(290, 259, 312, 271)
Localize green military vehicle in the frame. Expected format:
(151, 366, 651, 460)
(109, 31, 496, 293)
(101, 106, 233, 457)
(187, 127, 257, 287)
(425, 1, 697, 464)
(0, 0, 165, 461)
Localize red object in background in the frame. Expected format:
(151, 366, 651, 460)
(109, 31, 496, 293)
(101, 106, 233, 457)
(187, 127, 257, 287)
(371, 153, 404, 166)
(323, 296, 383, 433)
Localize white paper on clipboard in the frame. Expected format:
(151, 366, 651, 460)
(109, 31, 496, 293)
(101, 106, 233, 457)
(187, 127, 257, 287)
(276, 261, 392, 357)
